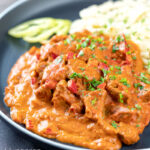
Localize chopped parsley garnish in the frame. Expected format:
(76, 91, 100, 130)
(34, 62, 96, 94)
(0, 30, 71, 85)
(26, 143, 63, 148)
(123, 18, 128, 24)
(134, 83, 144, 90)
(78, 50, 84, 56)
(80, 67, 85, 71)
(137, 73, 150, 84)
(132, 56, 136, 60)
(102, 69, 109, 77)
(136, 124, 140, 127)
(89, 43, 96, 50)
(115, 66, 121, 70)
(115, 71, 122, 74)
(103, 24, 108, 28)
(70, 72, 82, 79)
(119, 93, 124, 103)
(120, 78, 130, 87)
(109, 75, 116, 80)
(92, 54, 96, 58)
(141, 18, 145, 23)
(127, 51, 131, 55)
(81, 38, 90, 48)
(99, 46, 107, 51)
(97, 37, 103, 43)
(111, 121, 119, 129)
(116, 35, 124, 43)
(112, 44, 119, 53)
(76, 44, 81, 50)
(70, 34, 76, 40)
(91, 97, 97, 105)
(135, 104, 141, 110)
(89, 79, 101, 88)
(64, 39, 71, 45)
(108, 18, 114, 24)
(110, 65, 114, 71)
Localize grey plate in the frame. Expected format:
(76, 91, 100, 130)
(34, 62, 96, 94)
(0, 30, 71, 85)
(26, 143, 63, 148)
(0, 0, 150, 149)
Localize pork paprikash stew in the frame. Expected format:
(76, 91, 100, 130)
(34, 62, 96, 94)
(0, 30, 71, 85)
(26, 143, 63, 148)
(5, 30, 150, 150)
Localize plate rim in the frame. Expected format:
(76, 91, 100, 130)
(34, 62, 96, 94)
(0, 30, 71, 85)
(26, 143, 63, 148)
(0, 0, 150, 150)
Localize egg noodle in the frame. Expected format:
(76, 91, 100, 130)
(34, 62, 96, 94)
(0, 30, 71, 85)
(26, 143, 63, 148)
(70, 0, 150, 72)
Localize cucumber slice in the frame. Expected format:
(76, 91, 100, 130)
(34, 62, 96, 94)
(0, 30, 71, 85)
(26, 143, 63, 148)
(8, 17, 71, 43)
(23, 19, 71, 43)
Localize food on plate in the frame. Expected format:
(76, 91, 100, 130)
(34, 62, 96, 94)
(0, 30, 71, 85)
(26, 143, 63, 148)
(4, 30, 150, 150)
(8, 17, 71, 43)
(70, 0, 150, 73)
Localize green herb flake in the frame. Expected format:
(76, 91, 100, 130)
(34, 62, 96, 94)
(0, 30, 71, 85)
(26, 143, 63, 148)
(115, 66, 121, 70)
(80, 67, 85, 71)
(111, 121, 119, 129)
(115, 71, 122, 74)
(134, 83, 144, 90)
(103, 24, 108, 28)
(132, 56, 136, 60)
(127, 51, 131, 55)
(112, 44, 119, 53)
(78, 50, 84, 56)
(99, 46, 107, 51)
(109, 75, 116, 80)
(131, 107, 136, 111)
(119, 93, 124, 103)
(89, 44, 96, 50)
(135, 104, 141, 110)
(136, 124, 140, 127)
(81, 38, 90, 48)
(92, 54, 96, 58)
(120, 78, 130, 87)
(102, 69, 109, 77)
(70, 34, 76, 40)
(116, 35, 124, 43)
(138, 73, 150, 84)
(123, 18, 128, 24)
(141, 18, 145, 23)
(70, 72, 82, 79)
(91, 97, 97, 105)
(76, 44, 81, 50)
(108, 18, 114, 24)
(110, 65, 114, 71)
(97, 37, 103, 43)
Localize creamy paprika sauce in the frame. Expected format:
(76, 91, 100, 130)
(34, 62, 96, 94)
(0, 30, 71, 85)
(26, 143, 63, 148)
(4, 30, 150, 150)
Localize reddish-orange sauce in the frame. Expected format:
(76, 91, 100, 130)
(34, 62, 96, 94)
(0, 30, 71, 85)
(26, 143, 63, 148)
(4, 30, 150, 150)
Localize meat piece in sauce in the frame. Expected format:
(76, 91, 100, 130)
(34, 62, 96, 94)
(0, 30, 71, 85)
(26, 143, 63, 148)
(52, 80, 83, 113)
(106, 80, 129, 103)
(83, 90, 107, 121)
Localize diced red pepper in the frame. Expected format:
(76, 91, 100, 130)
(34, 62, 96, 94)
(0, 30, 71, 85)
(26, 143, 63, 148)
(44, 128, 56, 136)
(36, 53, 41, 60)
(45, 79, 57, 89)
(97, 82, 106, 89)
(51, 52, 58, 59)
(122, 59, 130, 65)
(68, 80, 78, 94)
(99, 62, 108, 70)
(31, 77, 36, 85)
(26, 119, 34, 129)
(67, 52, 74, 59)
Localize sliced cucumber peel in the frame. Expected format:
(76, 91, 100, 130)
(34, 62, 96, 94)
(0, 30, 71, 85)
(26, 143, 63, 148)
(8, 17, 71, 43)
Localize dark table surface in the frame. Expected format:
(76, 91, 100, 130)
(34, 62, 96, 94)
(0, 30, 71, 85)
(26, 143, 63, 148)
(0, 1, 60, 150)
